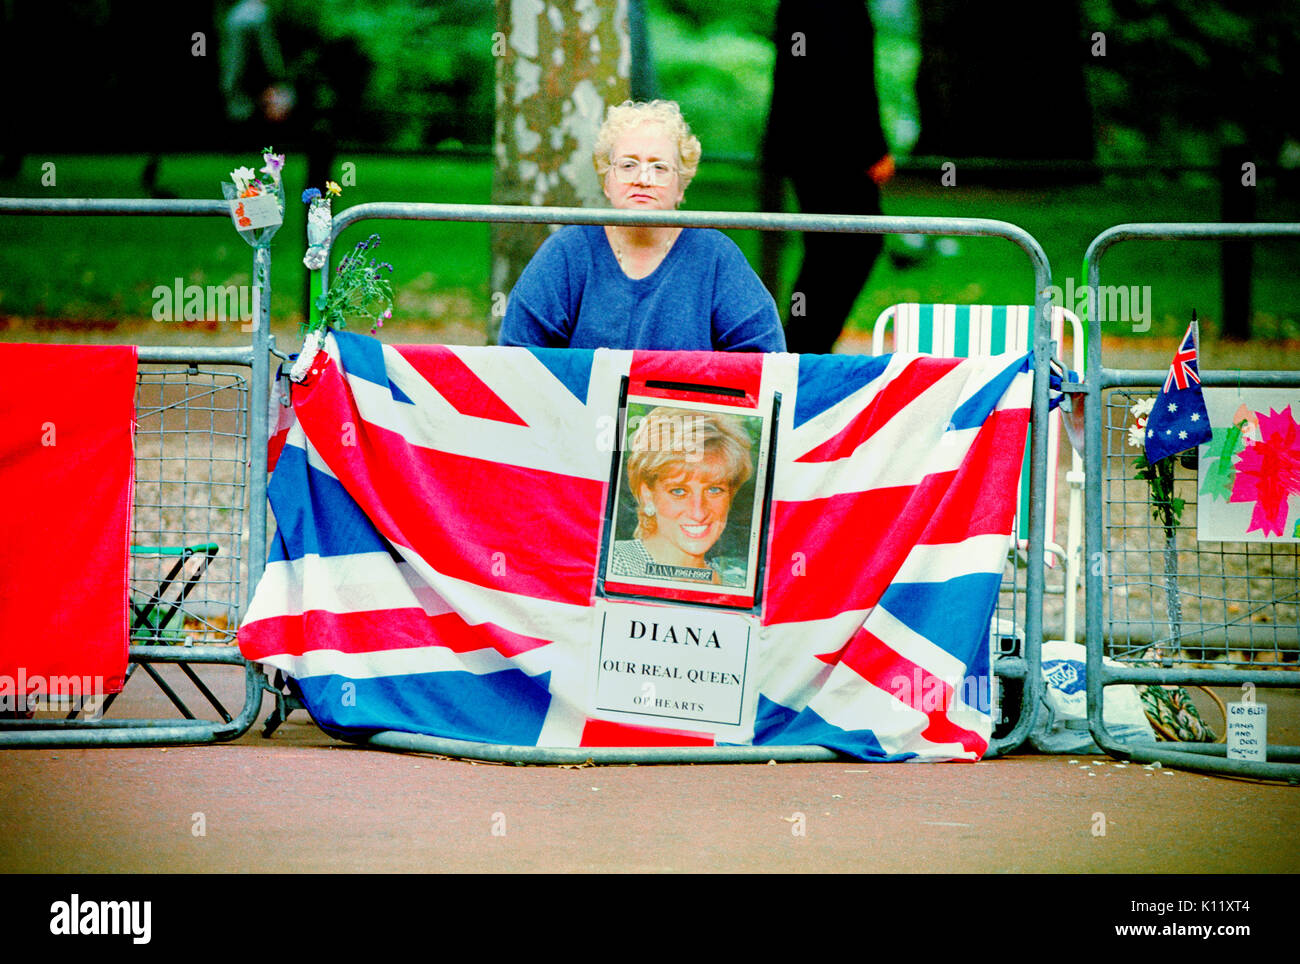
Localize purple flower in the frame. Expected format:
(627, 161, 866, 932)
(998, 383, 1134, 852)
(261, 152, 285, 181)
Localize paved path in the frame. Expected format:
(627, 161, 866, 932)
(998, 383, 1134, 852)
(3, 689, 1297, 875)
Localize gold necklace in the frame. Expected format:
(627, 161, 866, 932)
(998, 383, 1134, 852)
(611, 229, 676, 269)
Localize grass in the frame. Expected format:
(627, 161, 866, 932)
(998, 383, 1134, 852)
(2, 153, 1299, 346)
(0, 153, 493, 334)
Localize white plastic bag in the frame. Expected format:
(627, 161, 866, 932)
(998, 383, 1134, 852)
(1030, 640, 1155, 753)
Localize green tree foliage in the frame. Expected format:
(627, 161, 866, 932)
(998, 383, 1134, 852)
(650, 12, 776, 156)
(280, 0, 495, 148)
(1084, 0, 1300, 164)
(654, 0, 777, 37)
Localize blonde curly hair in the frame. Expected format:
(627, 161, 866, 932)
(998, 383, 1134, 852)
(592, 100, 702, 194)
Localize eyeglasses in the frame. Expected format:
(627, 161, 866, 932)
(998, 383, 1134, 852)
(610, 157, 677, 186)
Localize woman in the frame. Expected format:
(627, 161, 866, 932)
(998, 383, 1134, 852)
(500, 100, 786, 352)
(611, 407, 753, 587)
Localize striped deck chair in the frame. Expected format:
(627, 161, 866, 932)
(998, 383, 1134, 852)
(871, 303, 1085, 644)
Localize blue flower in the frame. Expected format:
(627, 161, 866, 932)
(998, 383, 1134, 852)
(301, 187, 322, 203)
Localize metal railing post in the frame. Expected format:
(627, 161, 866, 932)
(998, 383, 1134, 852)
(319, 202, 1055, 761)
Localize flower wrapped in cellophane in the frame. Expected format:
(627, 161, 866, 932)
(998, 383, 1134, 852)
(221, 148, 285, 247)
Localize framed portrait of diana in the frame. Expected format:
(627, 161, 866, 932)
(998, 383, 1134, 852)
(600, 392, 775, 611)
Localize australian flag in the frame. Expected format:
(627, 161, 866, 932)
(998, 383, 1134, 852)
(1144, 316, 1212, 464)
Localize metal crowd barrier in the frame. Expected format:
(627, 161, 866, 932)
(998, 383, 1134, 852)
(0, 198, 273, 748)
(1083, 222, 1300, 782)
(322, 202, 1058, 761)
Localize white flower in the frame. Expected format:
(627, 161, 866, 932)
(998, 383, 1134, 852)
(1127, 425, 1146, 449)
(230, 166, 258, 192)
(1130, 396, 1155, 419)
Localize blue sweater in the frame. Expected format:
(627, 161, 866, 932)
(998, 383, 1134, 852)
(500, 225, 786, 352)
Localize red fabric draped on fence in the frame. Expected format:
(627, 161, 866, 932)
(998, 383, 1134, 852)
(0, 344, 136, 706)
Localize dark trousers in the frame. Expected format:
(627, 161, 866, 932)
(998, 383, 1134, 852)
(782, 171, 884, 354)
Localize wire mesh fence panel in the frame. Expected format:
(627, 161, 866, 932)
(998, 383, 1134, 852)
(0, 198, 274, 746)
(996, 519, 1078, 642)
(992, 524, 1079, 737)
(1103, 387, 1299, 670)
(130, 365, 249, 646)
(2, 359, 262, 741)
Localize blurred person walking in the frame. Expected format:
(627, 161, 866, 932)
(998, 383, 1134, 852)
(764, 0, 894, 354)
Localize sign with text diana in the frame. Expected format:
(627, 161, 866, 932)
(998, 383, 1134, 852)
(590, 601, 757, 739)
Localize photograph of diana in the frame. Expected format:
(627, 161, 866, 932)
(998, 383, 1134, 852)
(607, 403, 766, 594)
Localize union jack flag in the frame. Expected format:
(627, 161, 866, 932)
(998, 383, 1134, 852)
(238, 331, 1033, 761)
(1146, 318, 1212, 465)
(1163, 327, 1202, 392)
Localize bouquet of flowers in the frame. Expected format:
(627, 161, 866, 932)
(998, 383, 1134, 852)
(301, 180, 341, 270)
(292, 180, 396, 381)
(1125, 394, 1216, 737)
(308, 231, 394, 337)
(1126, 396, 1185, 529)
(1140, 682, 1217, 742)
(221, 148, 285, 247)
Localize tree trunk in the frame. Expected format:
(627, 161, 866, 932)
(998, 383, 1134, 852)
(490, 0, 631, 343)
